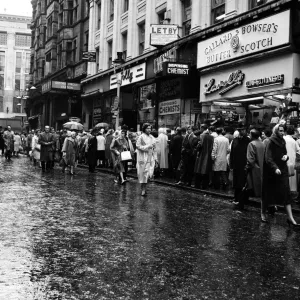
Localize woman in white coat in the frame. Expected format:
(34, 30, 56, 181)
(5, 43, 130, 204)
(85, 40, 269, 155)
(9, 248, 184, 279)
(284, 125, 300, 195)
(157, 128, 169, 173)
(136, 123, 157, 196)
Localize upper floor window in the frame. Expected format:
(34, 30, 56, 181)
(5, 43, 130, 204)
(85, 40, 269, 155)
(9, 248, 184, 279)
(211, 0, 225, 25)
(109, 0, 114, 22)
(123, 0, 129, 13)
(157, 10, 165, 25)
(182, 0, 191, 36)
(0, 32, 7, 45)
(122, 32, 127, 60)
(85, 0, 90, 18)
(15, 52, 22, 74)
(15, 34, 31, 47)
(108, 40, 113, 68)
(73, 0, 78, 23)
(249, 0, 267, 9)
(138, 22, 145, 55)
(25, 53, 30, 73)
(97, 1, 101, 30)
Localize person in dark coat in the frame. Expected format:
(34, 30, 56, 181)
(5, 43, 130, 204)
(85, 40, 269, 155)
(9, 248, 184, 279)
(0, 131, 4, 156)
(87, 129, 98, 173)
(38, 125, 55, 172)
(262, 124, 299, 227)
(170, 127, 183, 182)
(230, 125, 250, 210)
(194, 124, 214, 189)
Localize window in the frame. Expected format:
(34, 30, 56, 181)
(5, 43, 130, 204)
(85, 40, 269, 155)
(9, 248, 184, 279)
(249, 0, 267, 9)
(15, 75, 21, 91)
(47, 16, 53, 38)
(123, 0, 129, 13)
(211, 0, 225, 25)
(182, 0, 191, 36)
(58, 3, 63, 28)
(68, 1, 73, 25)
(25, 53, 30, 73)
(0, 96, 3, 112)
(0, 32, 7, 45)
(122, 32, 127, 60)
(66, 42, 72, 64)
(25, 74, 30, 90)
(0, 51, 5, 73)
(158, 11, 165, 25)
(108, 40, 112, 68)
(15, 52, 22, 73)
(85, 0, 89, 17)
(97, 1, 101, 30)
(138, 23, 145, 55)
(73, 0, 78, 23)
(96, 47, 99, 70)
(73, 39, 77, 62)
(85, 33, 89, 52)
(109, 0, 114, 22)
(16, 34, 31, 47)
(57, 44, 62, 69)
(13, 97, 21, 113)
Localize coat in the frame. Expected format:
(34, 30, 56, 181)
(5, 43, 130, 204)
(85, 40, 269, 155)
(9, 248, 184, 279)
(3, 130, 14, 152)
(170, 134, 183, 168)
(110, 137, 130, 173)
(87, 136, 98, 166)
(14, 135, 21, 152)
(157, 133, 169, 169)
(262, 134, 291, 207)
(246, 139, 265, 197)
(194, 132, 214, 175)
(284, 135, 300, 192)
(38, 132, 55, 162)
(62, 137, 78, 167)
(105, 133, 114, 161)
(212, 135, 229, 172)
(230, 136, 250, 188)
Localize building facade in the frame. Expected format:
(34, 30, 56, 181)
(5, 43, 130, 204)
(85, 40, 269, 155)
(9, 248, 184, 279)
(0, 14, 31, 131)
(28, 0, 89, 129)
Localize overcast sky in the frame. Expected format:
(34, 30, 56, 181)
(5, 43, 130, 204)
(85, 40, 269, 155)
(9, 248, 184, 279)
(1, 0, 32, 17)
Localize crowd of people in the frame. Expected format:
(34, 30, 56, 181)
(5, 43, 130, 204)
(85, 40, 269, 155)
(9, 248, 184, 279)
(1, 120, 300, 227)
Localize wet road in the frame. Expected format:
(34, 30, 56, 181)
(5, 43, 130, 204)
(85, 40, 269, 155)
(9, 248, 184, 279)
(0, 157, 300, 300)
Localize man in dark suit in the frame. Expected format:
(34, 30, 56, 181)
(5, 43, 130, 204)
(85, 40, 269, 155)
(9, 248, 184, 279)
(38, 125, 55, 172)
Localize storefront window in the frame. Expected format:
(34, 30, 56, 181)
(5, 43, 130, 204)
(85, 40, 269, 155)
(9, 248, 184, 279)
(211, 0, 225, 25)
(140, 84, 156, 109)
(249, 0, 267, 10)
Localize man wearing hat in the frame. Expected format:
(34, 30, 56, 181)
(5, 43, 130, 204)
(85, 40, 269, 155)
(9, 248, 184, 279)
(230, 123, 250, 210)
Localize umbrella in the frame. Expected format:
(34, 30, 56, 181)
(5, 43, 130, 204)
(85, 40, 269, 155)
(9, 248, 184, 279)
(63, 121, 84, 131)
(95, 122, 109, 128)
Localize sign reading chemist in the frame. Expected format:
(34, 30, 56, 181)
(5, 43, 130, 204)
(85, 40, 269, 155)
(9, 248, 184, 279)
(159, 99, 181, 116)
(162, 62, 190, 76)
(197, 10, 290, 69)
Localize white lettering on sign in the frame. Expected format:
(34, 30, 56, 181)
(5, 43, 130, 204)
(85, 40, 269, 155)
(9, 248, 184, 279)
(154, 47, 177, 74)
(204, 70, 245, 95)
(246, 74, 284, 89)
(197, 10, 290, 69)
(166, 63, 190, 76)
(159, 99, 181, 116)
(150, 24, 179, 46)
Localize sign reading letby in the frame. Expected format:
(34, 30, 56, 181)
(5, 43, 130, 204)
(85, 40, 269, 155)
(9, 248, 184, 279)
(246, 74, 284, 89)
(159, 99, 181, 116)
(163, 62, 190, 76)
(110, 63, 146, 90)
(197, 10, 290, 69)
(150, 24, 179, 47)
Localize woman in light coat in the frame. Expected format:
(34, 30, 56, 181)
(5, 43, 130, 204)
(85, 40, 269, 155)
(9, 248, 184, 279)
(31, 129, 41, 166)
(156, 128, 169, 173)
(136, 123, 157, 196)
(62, 131, 78, 175)
(14, 133, 21, 156)
(284, 125, 300, 194)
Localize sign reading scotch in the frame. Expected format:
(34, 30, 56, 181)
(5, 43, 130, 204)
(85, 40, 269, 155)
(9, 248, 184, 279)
(159, 99, 181, 116)
(197, 10, 290, 69)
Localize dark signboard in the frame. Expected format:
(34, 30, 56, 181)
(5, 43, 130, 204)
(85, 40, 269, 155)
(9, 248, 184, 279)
(162, 62, 190, 77)
(82, 51, 96, 62)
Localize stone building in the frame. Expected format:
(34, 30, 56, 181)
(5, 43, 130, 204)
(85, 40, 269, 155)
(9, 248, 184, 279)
(0, 14, 31, 131)
(28, 0, 89, 129)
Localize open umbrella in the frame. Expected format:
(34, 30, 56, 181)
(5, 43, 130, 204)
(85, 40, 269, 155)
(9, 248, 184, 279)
(63, 121, 84, 131)
(95, 122, 109, 128)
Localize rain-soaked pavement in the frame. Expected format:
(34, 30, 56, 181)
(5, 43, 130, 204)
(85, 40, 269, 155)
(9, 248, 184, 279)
(0, 157, 300, 300)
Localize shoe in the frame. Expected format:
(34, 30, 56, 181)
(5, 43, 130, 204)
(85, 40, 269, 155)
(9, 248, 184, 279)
(114, 179, 119, 183)
(286, 219, 300, 228)
(121, 180, 126, 185)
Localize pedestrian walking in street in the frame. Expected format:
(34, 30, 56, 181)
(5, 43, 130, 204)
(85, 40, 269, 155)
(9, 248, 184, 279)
(38, 125, 55, 172)
(87, 129, 98, 173)
(26, 129, 34, 157)
(262, 124, 299, 228)
(284, 125, 300, 199)
(262, 128, 272, 146)
(31, 129, 41, 167)
(96, 131, 106, 167)
(246, 129, 265, 221)
(0, 131, 5, 156)
(105, 129, 114, 168)
(157, 128, 169, 176)
(170, 127, 183, 182)
(194, 124, 214, 189)
(13, 133, 21, 157)
(61, 131, 79, 175)
(136, 123, 157, 196)
(110, 129, 132, 185)
(3, 126, 14, 161)
(212, 127, 230, 189)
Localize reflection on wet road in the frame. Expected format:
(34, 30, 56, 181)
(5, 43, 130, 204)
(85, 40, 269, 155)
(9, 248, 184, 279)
(0, 157, 300, 299)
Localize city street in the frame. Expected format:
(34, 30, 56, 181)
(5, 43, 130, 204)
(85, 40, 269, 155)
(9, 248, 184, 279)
(0, 157, 300, 300)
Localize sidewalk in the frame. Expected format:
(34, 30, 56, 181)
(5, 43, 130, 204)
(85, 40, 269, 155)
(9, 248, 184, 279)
(76, 163, 300, 215)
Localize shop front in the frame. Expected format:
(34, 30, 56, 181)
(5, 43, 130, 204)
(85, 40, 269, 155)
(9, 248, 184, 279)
(197, 9, 300, 129)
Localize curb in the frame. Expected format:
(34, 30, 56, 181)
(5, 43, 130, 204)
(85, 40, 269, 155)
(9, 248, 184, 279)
(77, 164, 300, 215)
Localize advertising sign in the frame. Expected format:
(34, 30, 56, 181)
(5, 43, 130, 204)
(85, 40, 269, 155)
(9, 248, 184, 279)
(159, 99, 181, 116)
(82, 52, 96, 62)
(110, 63, 146, 90)
(246, 74, 284, 89)
(162, 62, 190, 76)
(197, 10, 290, 69)
(67, 82, 81, 91)
(154, 47, 177, 74)
(52, 81, 66, 89)
(150, 24, 179, 47)
(42, 80, 51, 94)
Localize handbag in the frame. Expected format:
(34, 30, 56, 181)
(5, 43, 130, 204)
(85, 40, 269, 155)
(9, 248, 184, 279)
(287, 162, 295, 177)
(121, 150, 132, 162)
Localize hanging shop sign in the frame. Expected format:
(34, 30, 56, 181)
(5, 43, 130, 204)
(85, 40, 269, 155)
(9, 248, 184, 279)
(159, 99, 181, 116)
(110, 63, 146, 89)
(197, 10, 290, 69)
(150, 25, 179, 47)
(246, 74, 284, 89)
(42, 79, 51, 94)
(42, 81, 81, 92)
(204, 70, 245, 95)
(154, 47, 177, 74)
(162, 62, 190, 76)
(82, 52, 96, 62)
